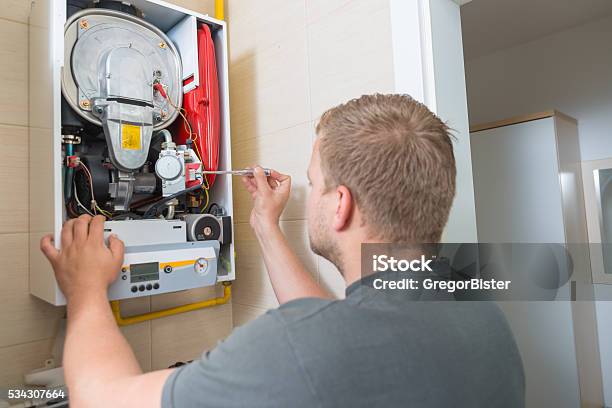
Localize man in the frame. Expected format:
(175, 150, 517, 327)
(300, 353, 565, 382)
(41, 94, 524, 407)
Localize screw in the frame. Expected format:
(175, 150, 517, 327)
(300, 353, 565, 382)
(94, 106, 103, 114)
(79, 19, 89, 29)
(80, 100, 91, 109)
(153, 113, 162, 122)
(159, 41, 166, 49)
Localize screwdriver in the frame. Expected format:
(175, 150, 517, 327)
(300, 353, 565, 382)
(202, 168, 272, 177)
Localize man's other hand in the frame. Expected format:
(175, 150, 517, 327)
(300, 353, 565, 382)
(242, 166, 291, 232)
(40, 214, 125, 301)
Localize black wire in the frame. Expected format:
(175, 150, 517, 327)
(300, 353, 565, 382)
(143, 183, 203, 218)
(208, 202, 220, 214)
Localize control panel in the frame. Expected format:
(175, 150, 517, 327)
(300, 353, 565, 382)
(110, 241, 219, 300)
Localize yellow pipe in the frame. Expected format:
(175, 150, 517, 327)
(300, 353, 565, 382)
(111, 283, 231, 326)
(214, 0, 224, 20)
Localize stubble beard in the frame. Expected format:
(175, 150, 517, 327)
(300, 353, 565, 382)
(309, 212, 344, 276)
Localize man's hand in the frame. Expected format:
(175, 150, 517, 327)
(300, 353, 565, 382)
(242, 166, 291, 232)
(40, 214, 125, 301)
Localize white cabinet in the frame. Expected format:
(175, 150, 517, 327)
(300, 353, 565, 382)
(470, 111, 604, 407)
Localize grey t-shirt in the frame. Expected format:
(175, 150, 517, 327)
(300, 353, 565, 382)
(162, 272, 524, 407)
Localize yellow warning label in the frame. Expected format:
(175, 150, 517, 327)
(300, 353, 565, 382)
(121, 124, 141, 150)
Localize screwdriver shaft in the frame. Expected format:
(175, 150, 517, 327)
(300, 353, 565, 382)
(202, 168, 271, 176)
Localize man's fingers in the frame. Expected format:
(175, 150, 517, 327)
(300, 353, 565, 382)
(268, 170, 290, 191)
(74, 214, 92, 243)
(108, 234, 125, 264)
(252, 166, 271, 193)
(61, 219, 76, 248)
(88, 215, 106, 244)
(270, 170, 290, 183)
(267, 170, 290, 190)
(241, 176, 257, 194)
(279, 174, 291, 191)
(40, 234, 59, 265)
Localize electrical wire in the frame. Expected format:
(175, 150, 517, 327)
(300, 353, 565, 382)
(130, 195, 163, 210)
(168, 97, 205, 164)
(78, 162, 113, 218)
(143, 182, 204, 219)
(78, 162, 96, 214)
(73, 184, 94, 216)
(200, 186, 210, 213)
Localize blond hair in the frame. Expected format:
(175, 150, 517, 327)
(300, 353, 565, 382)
(316, 94, 456, 243)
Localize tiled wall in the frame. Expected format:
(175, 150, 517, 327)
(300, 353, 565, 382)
(0, 0, 234, 388)
(0, 0, 61, 388)
(226, 0, 396, 324)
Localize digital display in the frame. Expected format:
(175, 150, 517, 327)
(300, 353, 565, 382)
(130, 262, 159, 283)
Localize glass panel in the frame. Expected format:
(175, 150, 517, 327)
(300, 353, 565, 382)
(594, 168, 612, 274)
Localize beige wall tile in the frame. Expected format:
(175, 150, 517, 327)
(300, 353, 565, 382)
(233, 220, 316, 309)
(151, 286, 220, 312)
(231, 121, 314, 222)
(307, 0, 394, 120)
(28, 20, 52, 130)
(114, 297, 152, 370)
(232, 222, 278, 309)
(121, 322, 152, 372)
(227, 0, 305, 62)
(278, 221, 317, 273)
(228, 28, 310, 140)
(305, 0, 353, 25)
(0, 125, 28, 233)
(232, 302, 267, 328)
(149, 283, 232, 371)
(0, 233, 64, 349)
(151, 303, 232, 370)
(0, 0, 31, 23)
(317, 256, 346, 299)
(116, 297, 151, 317)
(0, 338, 54, 387)
(0, 19, 27, 127)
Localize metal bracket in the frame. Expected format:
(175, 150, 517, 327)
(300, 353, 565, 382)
(62, 135, 82, 145)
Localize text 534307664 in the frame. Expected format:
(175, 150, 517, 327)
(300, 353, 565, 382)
(7, 388, 65, 400)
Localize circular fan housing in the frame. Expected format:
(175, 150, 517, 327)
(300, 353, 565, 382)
(62, 8, 182, 130)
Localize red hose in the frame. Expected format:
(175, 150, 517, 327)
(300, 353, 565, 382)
(174, 24, 220, 187)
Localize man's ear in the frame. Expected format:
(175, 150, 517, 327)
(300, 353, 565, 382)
(333, 185, 353, 232)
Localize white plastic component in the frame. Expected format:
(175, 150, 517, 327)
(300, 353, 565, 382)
(156, 154, 183, 180)
(167, 15, 199, 93)
(25, 366, 65, 388)
(103, 219, 186, 246)
(156, 148, 186, 196)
